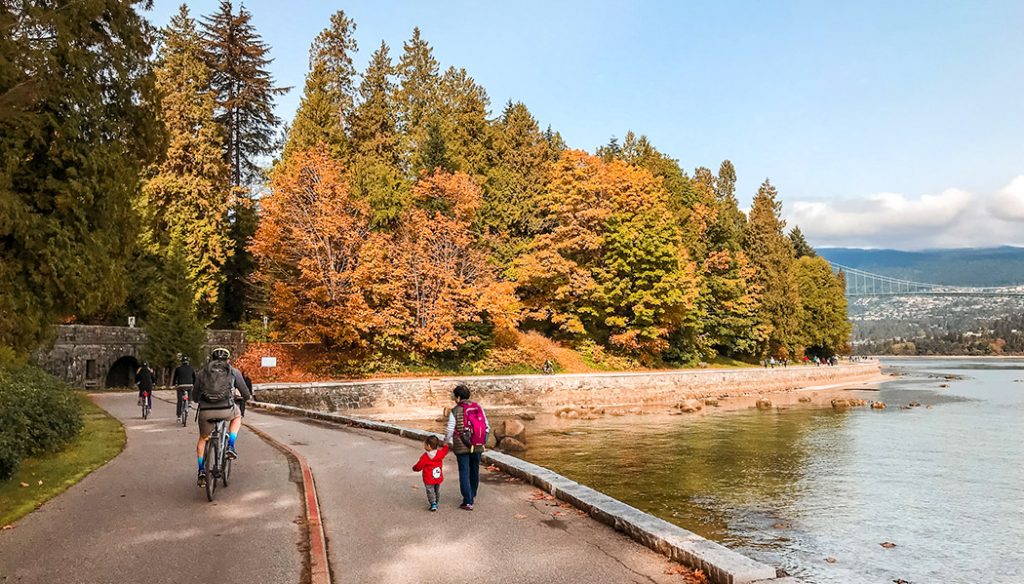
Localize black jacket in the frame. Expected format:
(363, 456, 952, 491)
(172, 364, 196, 386)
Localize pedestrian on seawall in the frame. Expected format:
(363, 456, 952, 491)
(444, 384, 490, 511)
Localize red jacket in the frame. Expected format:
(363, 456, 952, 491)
(412, 445, 449, 485)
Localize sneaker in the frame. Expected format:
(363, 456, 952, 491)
(197, 471, 207, 488)
(226, 447, 238, 460)
(459, 503, 474, 511)
(430, 504, 438, 512)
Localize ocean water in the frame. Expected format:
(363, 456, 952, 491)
(518, 359, 1024, 583)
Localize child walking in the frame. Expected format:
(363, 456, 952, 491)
(413, 435, 449, 511)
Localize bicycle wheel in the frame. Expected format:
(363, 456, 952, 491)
(220, 432, 231, 488)
(205, 439, 217, 502)
(142, 402, 149, 420)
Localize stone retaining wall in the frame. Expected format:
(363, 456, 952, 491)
(255, 362, 880, 412)
(250, 401, 799, 584)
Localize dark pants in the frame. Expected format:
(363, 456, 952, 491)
(456, 452, 481, 506)
(175, 387, 191, 417)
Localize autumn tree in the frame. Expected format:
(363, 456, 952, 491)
(250, 148, 376, 349)
(140, 5, 232, 322)
(283, 10, 357, 159)
(794, 256, 850, 358)
(388, 171, 512, 356)
(745, 179, 801, 358)
(0, 0, 158, 354)
(516, 151, 699, 361)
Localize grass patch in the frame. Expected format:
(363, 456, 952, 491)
(0, 393, 125, 526)
(704, 356, 759, 368)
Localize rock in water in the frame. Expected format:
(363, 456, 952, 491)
(756, 398, 772, 410)
(502, 419, 527, 443)
(871, 401, 887, 410)
(831, 398, 851, 409)
(518, 412, 536, 421)
(678, 399, 703, 413)
(798, 396, 813, 403)
(499, 437, 526, 452)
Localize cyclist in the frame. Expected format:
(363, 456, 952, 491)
(135, 361, 155, 411)
(191, 348, 250, 488)
(172, 355, 196, 420)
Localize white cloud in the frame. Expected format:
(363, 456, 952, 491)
(988, 175, 1024, 221)
(785, 177, 1024, 249)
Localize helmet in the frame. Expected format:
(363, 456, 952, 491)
(211, 347, 231, 361)
(181, 355, 190, 364)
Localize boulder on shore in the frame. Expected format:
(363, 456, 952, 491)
(499, 437, 526, 452)
(755, 398, 772, 410)
(498, 419, 527, 443)
(831, 398, 850, 409)
(677, 399, 703, 413)
(703, 398, 720, 407)
(798, 396, 813, 403)
(517, 413, 536, 421)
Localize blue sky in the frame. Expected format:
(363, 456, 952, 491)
(146, 1, 1024, 249)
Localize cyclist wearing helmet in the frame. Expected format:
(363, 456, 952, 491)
(191, 347, 250, 487)
(135, 361, 155, 410)
(172, 355, 195, 419)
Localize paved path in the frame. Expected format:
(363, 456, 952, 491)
(0, 393, 304, 584)
(243, 408, 682, 584)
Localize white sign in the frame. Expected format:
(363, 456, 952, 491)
(127, 316, 136, 328)
(261, 356, 277, 368)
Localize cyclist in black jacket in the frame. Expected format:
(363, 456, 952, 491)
(172, 356, 196, 419)
(135, 362, 154, 410)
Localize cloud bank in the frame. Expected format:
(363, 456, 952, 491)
(786, 175, 1024, 249)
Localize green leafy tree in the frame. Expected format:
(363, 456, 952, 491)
(419, 118, 455, 173)
(140, 5, 232, 323)
(143, 244, 207, 368)
(745, 179, 801, 358)
(789, 226, 817, 258)
(794, 256, 850, 358)
(283, 9, 357, 159)
(202, 0, 287, 186)
(0, 0, 158, 354)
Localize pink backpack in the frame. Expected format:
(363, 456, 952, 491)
(459, 402, 488, 452)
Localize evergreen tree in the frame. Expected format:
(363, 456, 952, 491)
(283, 9, 357, 159)
(143, 244, 207, 368)
(419, 118, 454, 173)
(140, 5, 232, 323)
(396, 27, 440, 175)
(480, 102, 550, 268)
(435, 66, 490, 175)
(745, 179, 801, 358)
(710, 159, 747, 252)
(0, 0, 158, 354)
(202, 0, 287, 186)
(350, 41, 399, 165)
(789, 226, 817, 258)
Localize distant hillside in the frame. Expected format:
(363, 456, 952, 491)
(817, 246, 1024, 287)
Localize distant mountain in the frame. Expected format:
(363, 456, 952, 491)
(817, 246, 1024, 287)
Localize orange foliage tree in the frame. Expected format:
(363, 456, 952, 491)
(516, 150, 699, 360)
(250, 147, 379, 350)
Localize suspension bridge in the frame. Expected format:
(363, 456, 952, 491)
(828, 262, 1024, 297)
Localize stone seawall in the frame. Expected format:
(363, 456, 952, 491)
(256, 362, 881, 412)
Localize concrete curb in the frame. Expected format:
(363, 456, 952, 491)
(250, 400, 798, 584)
(244, 422, 332, 584)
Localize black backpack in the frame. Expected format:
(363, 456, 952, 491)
(197, 360, 233, 403)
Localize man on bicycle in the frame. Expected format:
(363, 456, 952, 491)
(172, 355, 195, 419)
(136, 361, 155, 410)
(191, 348, 250, 487)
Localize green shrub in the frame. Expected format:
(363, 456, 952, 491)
(0, 365, 83, 480)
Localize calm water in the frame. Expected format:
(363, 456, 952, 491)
(517, 359, 1024, 584)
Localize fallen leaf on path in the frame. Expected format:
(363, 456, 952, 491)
(825, 557, 837, 564)
(37, 480, 42, 486)
(2, 525, 13, 530)
(551, 511, 565, 517)
(486, 465, 500, 472)
(881, 541, 897, 548)
(513, 514, 527, 520)
(19, 482, 28, 488)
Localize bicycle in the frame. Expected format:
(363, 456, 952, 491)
(202, 418, 232, 502)
(140, 391, 151, 420)
(179, 392, 190, 427)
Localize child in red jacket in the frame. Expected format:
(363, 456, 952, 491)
(413, 435, 449, 511)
